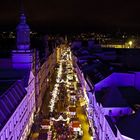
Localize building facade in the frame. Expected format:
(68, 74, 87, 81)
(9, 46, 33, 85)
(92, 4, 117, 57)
(71, 40, 140, 140)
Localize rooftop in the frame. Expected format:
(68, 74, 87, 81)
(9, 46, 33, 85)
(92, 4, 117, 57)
(118, 86, 140, 107)
(0, 80, 15, 96)
(95, 87, 128, 107)
(0, 80, 27, 131)
(0, 68, 30, 87)
(116, 109, 140, 140)
(82, 60, 112, 85)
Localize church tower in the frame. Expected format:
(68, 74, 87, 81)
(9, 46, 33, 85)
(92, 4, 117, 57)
(12, 0, 34, 69)
(16, 3, 30, 50)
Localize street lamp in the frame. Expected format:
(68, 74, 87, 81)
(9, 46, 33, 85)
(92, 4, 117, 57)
(128, 41, 133, 48)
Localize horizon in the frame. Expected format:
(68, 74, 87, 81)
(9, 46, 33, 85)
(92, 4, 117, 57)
(0, 0, 140, 34)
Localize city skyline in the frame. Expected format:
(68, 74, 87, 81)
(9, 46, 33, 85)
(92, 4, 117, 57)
(1, 1, 140, 139)
(0, 0, 140, 33)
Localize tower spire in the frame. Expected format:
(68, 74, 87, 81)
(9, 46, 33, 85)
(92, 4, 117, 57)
(12, 0, 33, 69)
(16, 0, 30, 50)
(20, 0, 24, 13)
(19, 0, 26, 24)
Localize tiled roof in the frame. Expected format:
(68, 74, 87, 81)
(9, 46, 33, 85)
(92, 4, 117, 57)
(81, 60, 111, 84)
(0, 69, 30, 87)
(118, 86, 140, 105)
(0, 80, 27, 131)
(0, 81, 15, 96)
(101, 87, 128, 107)
(95, 87, 128, 107)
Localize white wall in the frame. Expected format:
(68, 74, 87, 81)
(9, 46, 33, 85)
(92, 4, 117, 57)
(122, 135, 134, 140)
(102, 107, 132, 116)
(93, 72, 139, 140)
(0, 71, 36, 140)
(0, 95, 28, 140)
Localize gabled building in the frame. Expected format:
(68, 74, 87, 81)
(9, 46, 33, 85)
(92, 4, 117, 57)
(71, 40, 140, 140)
(0, 69, 35, 140)
(0, 4, 36, 140)
(0, 1, 61, 139)
(94, 72, 140, 140)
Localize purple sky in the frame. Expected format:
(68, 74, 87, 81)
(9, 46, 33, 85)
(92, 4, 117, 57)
(0, 0, 140, 32)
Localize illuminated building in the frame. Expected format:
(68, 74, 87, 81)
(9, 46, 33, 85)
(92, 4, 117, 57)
(101, 40, 125, 48)
(0, 69, 35, 140)
(0, 5, 36, 140)
(71, 41, 140, 140)
(0, 2, 60, 138)
(94, 72, 140, 140)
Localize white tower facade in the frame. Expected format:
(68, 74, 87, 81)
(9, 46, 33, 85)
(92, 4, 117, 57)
(12, 1, 34, 69)
(16, 12, 30, 50)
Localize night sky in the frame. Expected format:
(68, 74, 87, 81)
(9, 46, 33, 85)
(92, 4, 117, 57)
(0, 0, 140, 33)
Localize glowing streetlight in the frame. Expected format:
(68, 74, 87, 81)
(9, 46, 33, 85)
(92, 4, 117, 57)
(128, 41, 133, 47)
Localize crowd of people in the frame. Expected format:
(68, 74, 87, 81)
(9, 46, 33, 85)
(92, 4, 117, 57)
(48, 48, 82, 140)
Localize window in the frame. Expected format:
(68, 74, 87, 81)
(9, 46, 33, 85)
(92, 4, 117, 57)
(9, 122, 13, 133)
(16, 113, 19, 123)
(14, 115, 16, 127)
(0, 134, 5, 140)
(5, 128, 9, 139)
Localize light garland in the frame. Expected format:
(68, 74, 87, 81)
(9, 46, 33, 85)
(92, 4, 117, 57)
(49, 47, 75, 113)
